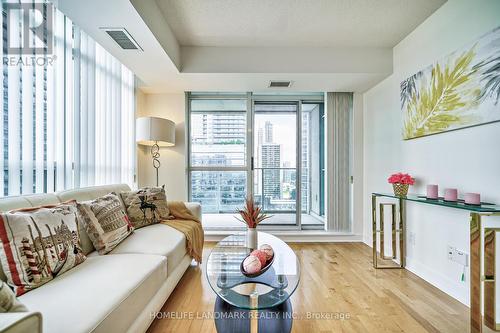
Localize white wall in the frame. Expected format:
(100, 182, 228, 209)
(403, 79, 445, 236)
(363, 0, 500, 306)
(181, 46, 392, 74)
(136, 91, 188, 201)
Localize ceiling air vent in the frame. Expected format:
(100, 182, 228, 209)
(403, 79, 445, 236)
(101, 28, 143, 51)
(269, 81, 292, 88)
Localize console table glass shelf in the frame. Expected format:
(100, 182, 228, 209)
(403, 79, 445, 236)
(373, 192, 500, 213)
(371, 192, 500, 333)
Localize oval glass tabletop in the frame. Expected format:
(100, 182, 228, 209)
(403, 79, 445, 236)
(205, 232, 300, 310)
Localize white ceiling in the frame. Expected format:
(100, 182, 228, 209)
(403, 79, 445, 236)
(57, 0, 446, 93)
(156, 0, 446, 47)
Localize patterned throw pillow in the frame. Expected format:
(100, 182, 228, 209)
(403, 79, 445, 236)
(77, 193, 134, 254)
(120, 187, 170, 229)
(0, 201, 86, 296)
(0, 281, 28, 312)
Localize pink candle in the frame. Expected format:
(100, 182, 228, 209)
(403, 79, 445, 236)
(444, 188, 458, 202)
(465, 193, 481, 205)
(426, 184, 438, 199)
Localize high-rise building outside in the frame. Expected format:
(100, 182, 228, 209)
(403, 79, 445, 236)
(190, 110, 247, 212)
(261, 143, 281, 200)
(264, 121, 273, 143)
(191, 113, 246, 145)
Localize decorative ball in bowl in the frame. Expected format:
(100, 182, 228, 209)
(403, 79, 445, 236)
(240, 244, 275, 277)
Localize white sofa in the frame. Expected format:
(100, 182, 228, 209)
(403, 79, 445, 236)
(0, 184, 201, 333)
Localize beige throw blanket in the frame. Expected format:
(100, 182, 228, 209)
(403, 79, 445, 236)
(162, 201, 204, 263)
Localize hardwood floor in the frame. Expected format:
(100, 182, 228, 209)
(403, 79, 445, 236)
(148, 242, 471, 333)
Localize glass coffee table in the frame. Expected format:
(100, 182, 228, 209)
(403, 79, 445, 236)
(206, 231, 300, 310)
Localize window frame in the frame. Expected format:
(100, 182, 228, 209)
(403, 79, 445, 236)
(186, 93, 251, 214)
(186, 92, 325, 230)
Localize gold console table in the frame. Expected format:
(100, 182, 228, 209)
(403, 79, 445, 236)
(372, 192, 500, 333)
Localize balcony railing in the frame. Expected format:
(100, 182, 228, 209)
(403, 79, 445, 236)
(253, 167, 308, 214)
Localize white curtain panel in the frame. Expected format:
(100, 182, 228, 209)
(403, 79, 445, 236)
(0, 1, 135, 196)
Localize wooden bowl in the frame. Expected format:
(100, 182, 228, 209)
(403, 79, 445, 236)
(240, 254, 275, 278)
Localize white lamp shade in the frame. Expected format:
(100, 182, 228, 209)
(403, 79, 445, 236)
(136, 116, 175, 147)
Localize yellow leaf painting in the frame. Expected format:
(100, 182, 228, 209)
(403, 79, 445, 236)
(401, 26, 500, 140)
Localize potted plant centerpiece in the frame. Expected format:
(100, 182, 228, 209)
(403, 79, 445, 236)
(388, 172, 415, 197)
(236, 197, 270, 249)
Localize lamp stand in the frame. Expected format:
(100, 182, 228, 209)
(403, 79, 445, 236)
(151, 141, 161, 187)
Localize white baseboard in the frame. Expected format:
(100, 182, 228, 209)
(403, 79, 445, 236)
(205, 230, 364, 243)
(362, 238, 469, 306)
(363, 233, 371, 246)
(405, 257, 469, 306)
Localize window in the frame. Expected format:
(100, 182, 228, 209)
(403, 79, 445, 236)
(190, 99, 246, 167)
(0, 1, 135, 196)
(188, 93, 326, 230)
(189, 98, 247, 213)
(191, 171, 247, 213)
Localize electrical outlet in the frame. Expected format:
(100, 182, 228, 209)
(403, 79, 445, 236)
(455, 249, 468, 266)
(447, 245, 469, 267)
(447, 245, 454, 260)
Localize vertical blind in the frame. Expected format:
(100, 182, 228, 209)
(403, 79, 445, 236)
(1, 1, 135, 196)
(326, 92, 353, 232)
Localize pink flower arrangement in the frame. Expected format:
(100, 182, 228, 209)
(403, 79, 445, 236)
(387, 172, 415, 185)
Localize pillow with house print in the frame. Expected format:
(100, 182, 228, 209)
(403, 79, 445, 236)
(77, 193, 134, 255)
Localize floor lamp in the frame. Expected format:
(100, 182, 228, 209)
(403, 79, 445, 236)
(136, 116, 176, 187)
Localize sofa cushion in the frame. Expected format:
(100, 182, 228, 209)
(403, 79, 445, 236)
(0, 197, 33, 213)
(120, 187, 170, 229)
(0, 281, 28, 312)
(23, 194, 60, 208)
(0, 312, 42, 333)
(19, 253, 168, 333)
(184, 202, 202, 222)
(56, 184, 131, 202)
(77, 193, 134, 255)
(0, 202, 87, 296)
(92, 224, 186, 274)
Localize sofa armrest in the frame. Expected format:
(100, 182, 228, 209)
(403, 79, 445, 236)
(0, 312, 42, 333)
(184, 202, 202, 222)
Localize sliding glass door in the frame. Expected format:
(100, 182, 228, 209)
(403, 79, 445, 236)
(187, 92, 325, 230)
(253, 103, 298, 226)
